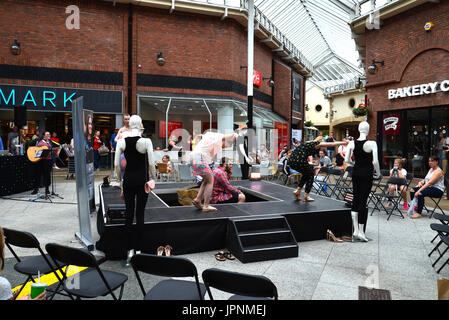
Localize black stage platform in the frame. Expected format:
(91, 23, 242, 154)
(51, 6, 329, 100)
(96, 180, 352, 262)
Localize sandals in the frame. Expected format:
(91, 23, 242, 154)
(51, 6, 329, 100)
(156, 245, 173, 256)
(326, 229, 343, 242)
(341, 236, 353, 242)
(304, 196, 315, 202)
(202, 206, 217, 212)
(214, 250, 235, 261)
(192, 199, 203, 210)
(293, 188, 302, 201)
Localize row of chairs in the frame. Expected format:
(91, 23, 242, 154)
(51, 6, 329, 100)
(428, 213, 449, 273)
(3, 227, 278, 300)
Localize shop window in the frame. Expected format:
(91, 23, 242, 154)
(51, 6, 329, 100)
(315, 105, 322, 112)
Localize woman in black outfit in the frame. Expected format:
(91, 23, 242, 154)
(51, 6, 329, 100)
(289, 136, 348, 202)
(115, 115, 156, 266)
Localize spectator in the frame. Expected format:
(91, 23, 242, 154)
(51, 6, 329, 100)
(93, 130, 102, 170)
(385, 158, 408, 210)
(282, 150, 299, 176)
(50, 132, 60, 144)
(161, 155, 173, 173)
(409, 156, 445, 219)
(7, 126, 19, 155)
(336, 139, 348, 169)
(31, 129, 40, 141)
(211, 158, 245, 204)
(317, 149, 333, 173)
(325, 131, 336, 159)
(278, 145, 288, 160)
(109, 128, 119, 151)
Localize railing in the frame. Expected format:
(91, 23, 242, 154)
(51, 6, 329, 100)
(354, 0, 398, 18)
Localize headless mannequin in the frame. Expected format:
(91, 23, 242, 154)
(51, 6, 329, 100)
(345, 122, 380, 242)
(114, 115, 156, 265)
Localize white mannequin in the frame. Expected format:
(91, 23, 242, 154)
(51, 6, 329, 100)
(345, 121, 380, 242)
(114, 115, 156, 265)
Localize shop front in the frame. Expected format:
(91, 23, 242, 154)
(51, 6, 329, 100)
(137, 94, 288, 163)
(0, 84, 123, 147)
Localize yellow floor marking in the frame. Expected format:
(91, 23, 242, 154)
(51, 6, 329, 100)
(12, 265, 87, 299)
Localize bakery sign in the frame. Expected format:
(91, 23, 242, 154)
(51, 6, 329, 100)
(382, 113, 401, 136)
(388, 80, 449, 99)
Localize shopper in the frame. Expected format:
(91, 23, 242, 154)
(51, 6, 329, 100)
(325, 131, 336, 159)
(93, 130, 102, 170)
(409, 156, 445, 219)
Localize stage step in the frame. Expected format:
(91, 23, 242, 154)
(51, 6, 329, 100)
(227, 216, 298, 263)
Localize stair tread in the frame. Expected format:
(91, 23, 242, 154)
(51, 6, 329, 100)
(233, 216, 285, 222)
(238, 228, 291, 236)
(243, 242, 298, 252)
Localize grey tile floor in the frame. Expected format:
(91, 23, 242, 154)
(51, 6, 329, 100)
(1, 174, 448, 300)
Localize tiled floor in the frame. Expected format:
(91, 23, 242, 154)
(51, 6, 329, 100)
(1, 172, 448, 300)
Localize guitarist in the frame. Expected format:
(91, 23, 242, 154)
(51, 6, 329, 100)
(31, 131, 53, 196)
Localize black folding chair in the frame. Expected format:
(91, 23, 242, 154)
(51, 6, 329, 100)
(130, 253, 206, 300)
(3, 228, 68, 300)
(423, 178, 448, 219)
(313, 167, 331, 196)
(430, 212, 449, 243)
(428, 223, 449, 273)
(202, 268, 278, 300)
(325, 168, 344, 198)
(45, 243, 128, 300)
(367, 169, 390, 207)
(335, 166, 353, 200)
(370, 177, 408, 220)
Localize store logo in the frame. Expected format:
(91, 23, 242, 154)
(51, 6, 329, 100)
(383, 116, 398, 131)
(66, 5, 80, 30)
(0, 88, 77, 108)
(388, 80, 449, 99)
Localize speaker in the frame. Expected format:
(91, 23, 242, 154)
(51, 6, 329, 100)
(14, 105, 27, 128)
(106, 203, 126, 225)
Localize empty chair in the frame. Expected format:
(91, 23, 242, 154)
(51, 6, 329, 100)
(202, 268, 278, 300)
(130, 254, 206, 300)
(178, 163, 195, 182)
(370, 176, 408, 220)
(3, 228, 67, 299)
(45, 243, 128, 300)
(428, 223, 449, 273)
(231, 164, 243, 180)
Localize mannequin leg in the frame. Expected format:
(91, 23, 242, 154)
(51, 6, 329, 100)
(123, 185, 137, 265)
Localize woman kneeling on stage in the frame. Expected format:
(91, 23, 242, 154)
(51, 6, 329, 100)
(114, 115, 157, 266)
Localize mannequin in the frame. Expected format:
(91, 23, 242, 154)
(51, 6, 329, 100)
(114, 115, 157, 266)
(345, 121, 380, 242)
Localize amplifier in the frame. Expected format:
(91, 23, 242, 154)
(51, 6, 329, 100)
(106, 204, 126, 224)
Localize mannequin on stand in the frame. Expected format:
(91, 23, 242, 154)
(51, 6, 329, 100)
(114, 115, 157, 266)
(345, 121, 380, 242)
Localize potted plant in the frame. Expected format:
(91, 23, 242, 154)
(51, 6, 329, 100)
(353, 103, 369, 118)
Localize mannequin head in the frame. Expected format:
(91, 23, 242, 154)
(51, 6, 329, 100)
(358, 121, 370, 135)
(129, 115, 142, 130)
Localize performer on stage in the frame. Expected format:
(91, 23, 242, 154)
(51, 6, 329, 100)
(190, 130, 250, 212)
(114, 115, 156, 266)
(345, 121, 381, 242)
(289, 136, 348, 202)
(31, 131, 53, 196)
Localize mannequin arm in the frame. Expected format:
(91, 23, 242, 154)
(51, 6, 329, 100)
(146, 139, 157, 180)
(114, 139, 125, 182)
(370, 142, 381, 178)
(317, 141, 348, 149)
(238, 142, 253, 163)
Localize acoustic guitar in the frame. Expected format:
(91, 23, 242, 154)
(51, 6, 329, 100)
(27, 146, 50, 163)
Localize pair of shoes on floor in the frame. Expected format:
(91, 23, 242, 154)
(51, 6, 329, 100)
(326, 229, 343, 243)
(214, 250, 235, 261)
(31, 189, 39, 195)
(157, 245, 173, 256)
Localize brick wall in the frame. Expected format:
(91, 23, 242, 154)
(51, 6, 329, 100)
(364, 1, 449, 138)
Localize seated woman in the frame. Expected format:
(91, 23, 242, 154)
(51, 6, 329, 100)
(211, 157, 245, 204)
(385, 158, 408, 210)
(161, 155, 173, 173)
(409, 155, 445, 219)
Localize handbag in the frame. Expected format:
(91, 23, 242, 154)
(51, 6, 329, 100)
(407, 197, 418, 216)
(98, 144, 109, 155)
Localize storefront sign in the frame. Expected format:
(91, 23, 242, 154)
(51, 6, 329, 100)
(382, 113, 401, 136)
(292, 72, 302, 112)
(275, 121, 289, 148)
(0, 84, 122, 113)
(159, 121, 183, 139)
(324, 80, 357, 95)
(253, 70, 262, 87)
(388, 80, 449, 100)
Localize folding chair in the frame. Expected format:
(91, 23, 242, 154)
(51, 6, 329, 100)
(335, 166, 353, 200)
(368, 169, 391, 207)
(370, 177, 407, 220)
(313, 167, 331, 196)
(45, 243, 128, 300)
(428, 223, 449, 273)
(423, 178, 448, 219)
(324, 168, 344, 198)
(430, 212, 449, 243)
(3, 228, 68, 300)
(202, 268, 278, 300)
(130, 253, 206, 300)
(156, 162, 171, 182)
